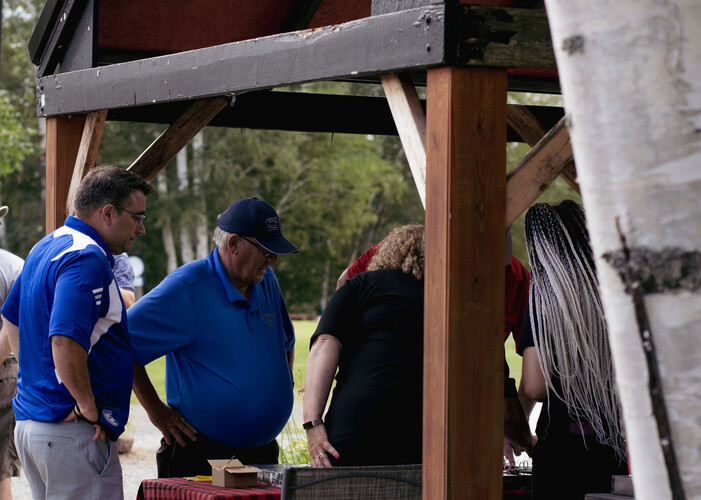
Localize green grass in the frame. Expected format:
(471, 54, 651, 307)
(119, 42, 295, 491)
(131, 320, 317, 404)
(132, 320, 522, 464)
(134, 320, 523, 402)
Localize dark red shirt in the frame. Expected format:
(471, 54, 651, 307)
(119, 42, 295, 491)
(346, 247, 529, 350)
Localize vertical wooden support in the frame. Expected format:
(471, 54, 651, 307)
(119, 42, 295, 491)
(66, 110, 108, 215)
(46, 115, 86, 232)
(424, 67, 506, 500)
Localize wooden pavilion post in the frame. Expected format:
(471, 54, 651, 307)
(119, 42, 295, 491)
(45, 115, 85, 232)
(423, 66, 507, 500)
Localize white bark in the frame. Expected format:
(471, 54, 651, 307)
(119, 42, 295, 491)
(176, 148, 194, 263)
(544, 1, 701, 498)
(157, 173, 178, 274)
(192, 132, 209, 258)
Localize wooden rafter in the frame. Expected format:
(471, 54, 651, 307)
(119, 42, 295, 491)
(128, 96, 228, 181)
(381, 74, 426, 208)
(507, 104, 580, 195)
(65, 109, 107, 215)
(505, 115, 576, 227)
(36, 5, 557, 117)
(107, 92, 564, 140)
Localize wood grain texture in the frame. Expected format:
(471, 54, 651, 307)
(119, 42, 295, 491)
(424, 66, 506, 500)
(46, 115, 86, 232)
(505, 115, 574, 226)
(381, 73, 427, 208)
(66, 109, 107, 215)
(128, 97, 228, 181)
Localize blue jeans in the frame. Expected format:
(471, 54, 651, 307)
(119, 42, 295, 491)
(15, 419, 123, 500)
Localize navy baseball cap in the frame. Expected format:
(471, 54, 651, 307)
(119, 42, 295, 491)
(217, 197, 299, 255)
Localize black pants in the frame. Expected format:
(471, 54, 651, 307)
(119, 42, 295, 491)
(156, 429, 279, 478)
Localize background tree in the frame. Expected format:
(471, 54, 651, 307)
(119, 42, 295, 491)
(0, 0, 44, 254)
(1, 0, 577, 315)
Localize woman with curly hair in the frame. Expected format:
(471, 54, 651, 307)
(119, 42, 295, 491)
(304, 224, 425, 467)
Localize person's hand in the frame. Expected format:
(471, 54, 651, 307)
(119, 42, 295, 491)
(504, 396, 535, 457)
(146, 401, 197, 446)
(64, 403, 107, 442)
(503, 437, 517, 469)
(306, 424, 339, 468)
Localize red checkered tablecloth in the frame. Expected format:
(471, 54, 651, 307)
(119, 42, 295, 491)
(136, 478, 281, 500)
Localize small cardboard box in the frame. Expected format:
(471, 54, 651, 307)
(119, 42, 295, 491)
(208, 459, 260, 488)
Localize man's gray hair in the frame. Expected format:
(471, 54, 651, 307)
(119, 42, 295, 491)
(213, 226, 233, 249)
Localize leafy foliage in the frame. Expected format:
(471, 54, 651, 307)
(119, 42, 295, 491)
(0, 92, 34, 175)
(0, 1, 576, 313)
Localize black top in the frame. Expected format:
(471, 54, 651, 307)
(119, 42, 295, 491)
(518, 304, 627, 499)
(312, 269, 423, 465)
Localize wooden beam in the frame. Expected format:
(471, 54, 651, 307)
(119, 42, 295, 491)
(506, 105, 580, 208)
(34, 0, 91, 77)
(37, 5, 557, 117)
(46, 115, 85, 232)
(37, 6, 445, 117)
(455, 5, 555, 70)
(65, 109, 107, 215)
(424, 66, 506, 500)
(506, 104, 548, 146)
(381, 74, 427, 208)
(106, 91, 564, 141)
(128, 96, 228, 181)
(505, 115, 576, 227)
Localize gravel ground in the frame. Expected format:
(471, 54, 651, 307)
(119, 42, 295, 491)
(11, 404, 161, 500)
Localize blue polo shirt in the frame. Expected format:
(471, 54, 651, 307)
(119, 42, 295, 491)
(1, 216, 132, 439)
(128, 248, 295, 448)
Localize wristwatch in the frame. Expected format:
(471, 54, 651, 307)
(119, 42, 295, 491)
(303, 419, 324, 430)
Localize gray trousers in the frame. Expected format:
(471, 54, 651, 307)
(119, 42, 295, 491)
(15, 418, 123, 500)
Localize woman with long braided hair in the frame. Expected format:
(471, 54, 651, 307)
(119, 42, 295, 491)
(519, 200, 627, 499)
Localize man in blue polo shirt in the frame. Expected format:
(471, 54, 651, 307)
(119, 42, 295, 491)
(0, 166, 152, 500)
(130, 196, 298, 478)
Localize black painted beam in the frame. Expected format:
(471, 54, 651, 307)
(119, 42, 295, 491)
(33, 0, 90, 78)
(106, 91, 564, 141)
(38, 5, 445, 117)
(37, 5, 558, 117)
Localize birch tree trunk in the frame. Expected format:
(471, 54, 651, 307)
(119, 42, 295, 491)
(157, 173, 178, 274)
(176, 148, 195, 264)
(192, 132, 210, 257)
(544, 1, 701, 498)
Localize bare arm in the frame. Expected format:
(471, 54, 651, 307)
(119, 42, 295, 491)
(521, 346, 547, 401)
(132, 361, 197, 446)
(51, 335, 105, 441)
(518, 379, 537, 417)
(120, 288, 136, 309)
(304, 334, 342, 467)
(0, 316, 17, 361)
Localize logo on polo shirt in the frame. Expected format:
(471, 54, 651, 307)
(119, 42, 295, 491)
(262, 314, 277, 332)
(102, 409, 118, 427)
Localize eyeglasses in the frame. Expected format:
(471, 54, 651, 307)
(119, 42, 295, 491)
(240, 235, 275, 259)
(117, 207, 146, 226)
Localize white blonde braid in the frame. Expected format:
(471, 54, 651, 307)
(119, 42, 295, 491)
(525, 200, 626, 461)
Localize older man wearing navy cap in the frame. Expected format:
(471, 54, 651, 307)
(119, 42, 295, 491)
(129, 197, 298, 478)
